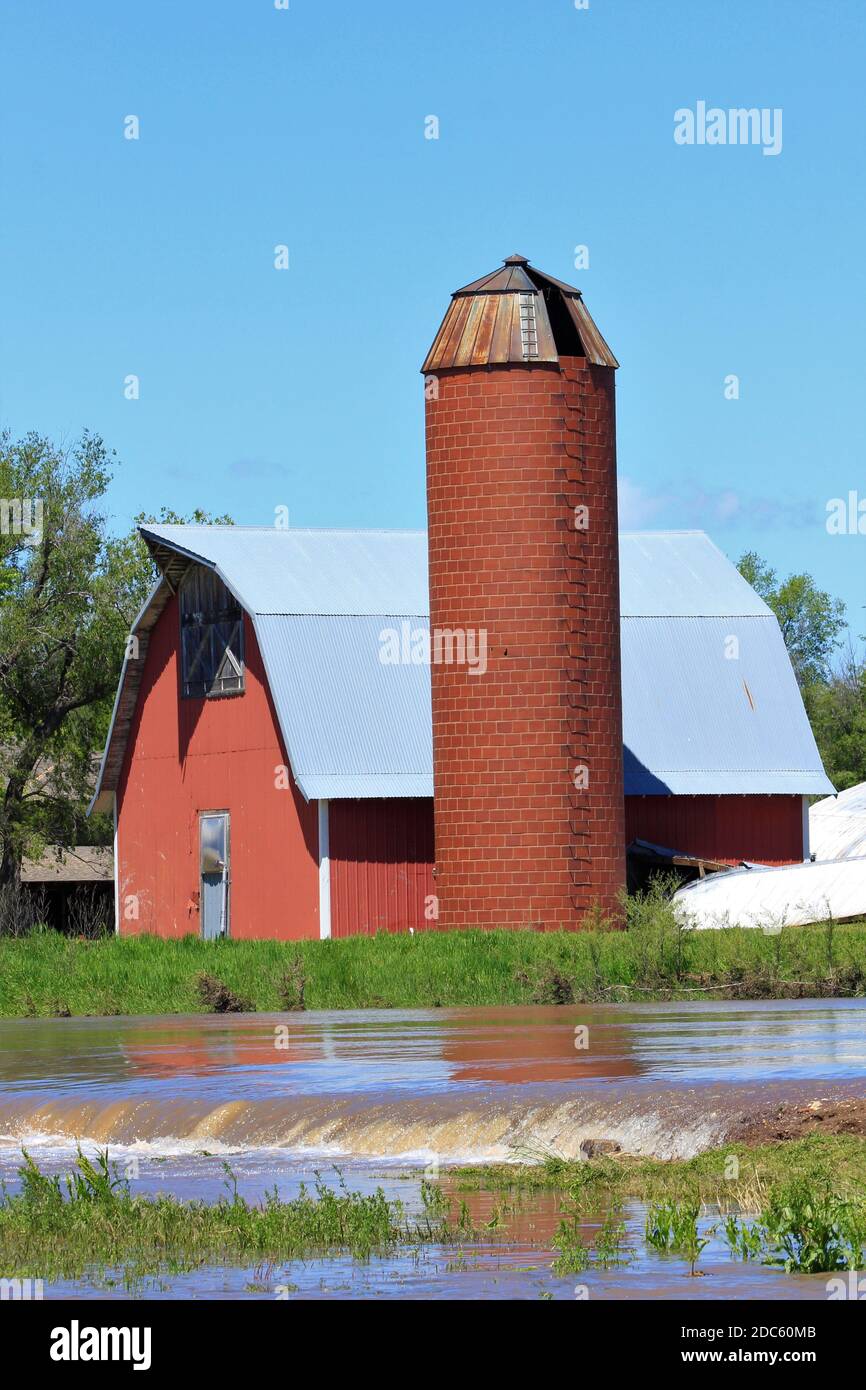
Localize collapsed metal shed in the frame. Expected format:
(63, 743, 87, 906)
(673, 856, 866, 930)
(810, 781, 866, 861)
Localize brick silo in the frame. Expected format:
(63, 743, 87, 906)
(422, 254, 625, 930)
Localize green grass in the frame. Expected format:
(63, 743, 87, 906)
(0, 1149, 461, 1280)
(0, 914, 865, 1017)
(4, 1143, 862, 1286)
(451, 1133, 866, 1209)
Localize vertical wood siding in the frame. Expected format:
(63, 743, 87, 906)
(625, 795, 805, 866)
(329, 799, 435, 936)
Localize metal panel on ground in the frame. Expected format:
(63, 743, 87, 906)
(810, 782, 866, 860)
(673, 856, 866, 930)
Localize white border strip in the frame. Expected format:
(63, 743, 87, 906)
(802, 794, 811, 861)
(113, 792, 120, 934)
(318, 799, 331, 939)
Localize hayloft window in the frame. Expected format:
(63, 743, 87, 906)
(179, 567, 244, 699)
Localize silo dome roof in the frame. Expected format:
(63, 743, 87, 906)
(421, 254, 618, 373)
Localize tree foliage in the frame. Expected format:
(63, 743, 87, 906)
(0, 431, 151, 882)
(803, 651, 866, 792)
(738, 551, 866, 791)
(737, 551, 847, 687)
(0, 434, 237, 884)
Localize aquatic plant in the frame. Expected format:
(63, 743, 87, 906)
(719, 1212, 763, 1261)
(552, 1195, 633, 1274)
(645, 1199, 711, 1276)
(756, 1177, 866, 1274)
(551, 1220, 591, 1274)
(0, 1149, 467, 1280)
(592, 1204, 634, 1268)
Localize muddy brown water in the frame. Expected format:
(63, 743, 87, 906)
(0, 1000, 863, 1299)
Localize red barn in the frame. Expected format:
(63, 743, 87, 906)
(90, 255, 832, 939)
(90, 523, 831, 939)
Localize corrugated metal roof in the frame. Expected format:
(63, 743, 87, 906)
(810, 782, 866, 861)
(619, 532, 770, 617)
(143, 527, 751, 618)
(256, 616, 432, 802)
(139, 526, 429, 616)
(92, 526, 832, 804)
(673, 856, 866, 930)
(621, 615, 832, 795)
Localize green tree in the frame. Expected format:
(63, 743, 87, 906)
(0, 436, 240, 885)
(0, 431, 151, 885)
(0, 436, 237, 887)
(804, 650, 866, 791)
(737, 551, 847, 687)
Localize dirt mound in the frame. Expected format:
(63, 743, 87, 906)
(730, 1096, 866, 1145)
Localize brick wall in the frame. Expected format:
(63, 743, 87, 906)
(425, 355, 626, 929)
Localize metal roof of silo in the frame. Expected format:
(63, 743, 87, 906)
(421, 254, 619, 373)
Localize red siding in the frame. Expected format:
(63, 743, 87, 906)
(116, 594, 320, 939)
(625, 795, 804, 866)
(329, 799, 435, 936)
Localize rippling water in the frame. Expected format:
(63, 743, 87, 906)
(1, 1000, 863, 1163)
(0, 1001, 862, 1299)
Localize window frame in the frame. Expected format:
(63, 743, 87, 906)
(178, 565, 246, 701)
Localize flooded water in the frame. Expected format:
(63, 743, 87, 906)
(1, 1000, 863, 1299)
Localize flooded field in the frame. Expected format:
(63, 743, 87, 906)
(1, 1000, 864, 1299)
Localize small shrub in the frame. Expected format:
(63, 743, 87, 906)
(65, 885, 113, 939)
(0, 886, 49, 938)
(531, 968, 574, 1006)
(196, 972, 254, 1014)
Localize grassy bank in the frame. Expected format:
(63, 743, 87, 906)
(0, 916, 865, 1017)
(453, 1134, 866, 1276)
(453, 1133, 866, 1208)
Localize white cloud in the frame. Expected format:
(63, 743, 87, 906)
(618, 476, 815, 531)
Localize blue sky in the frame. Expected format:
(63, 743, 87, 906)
(2, 0, 864, 646)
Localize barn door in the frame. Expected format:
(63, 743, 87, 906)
(200, 813, 230, 939)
